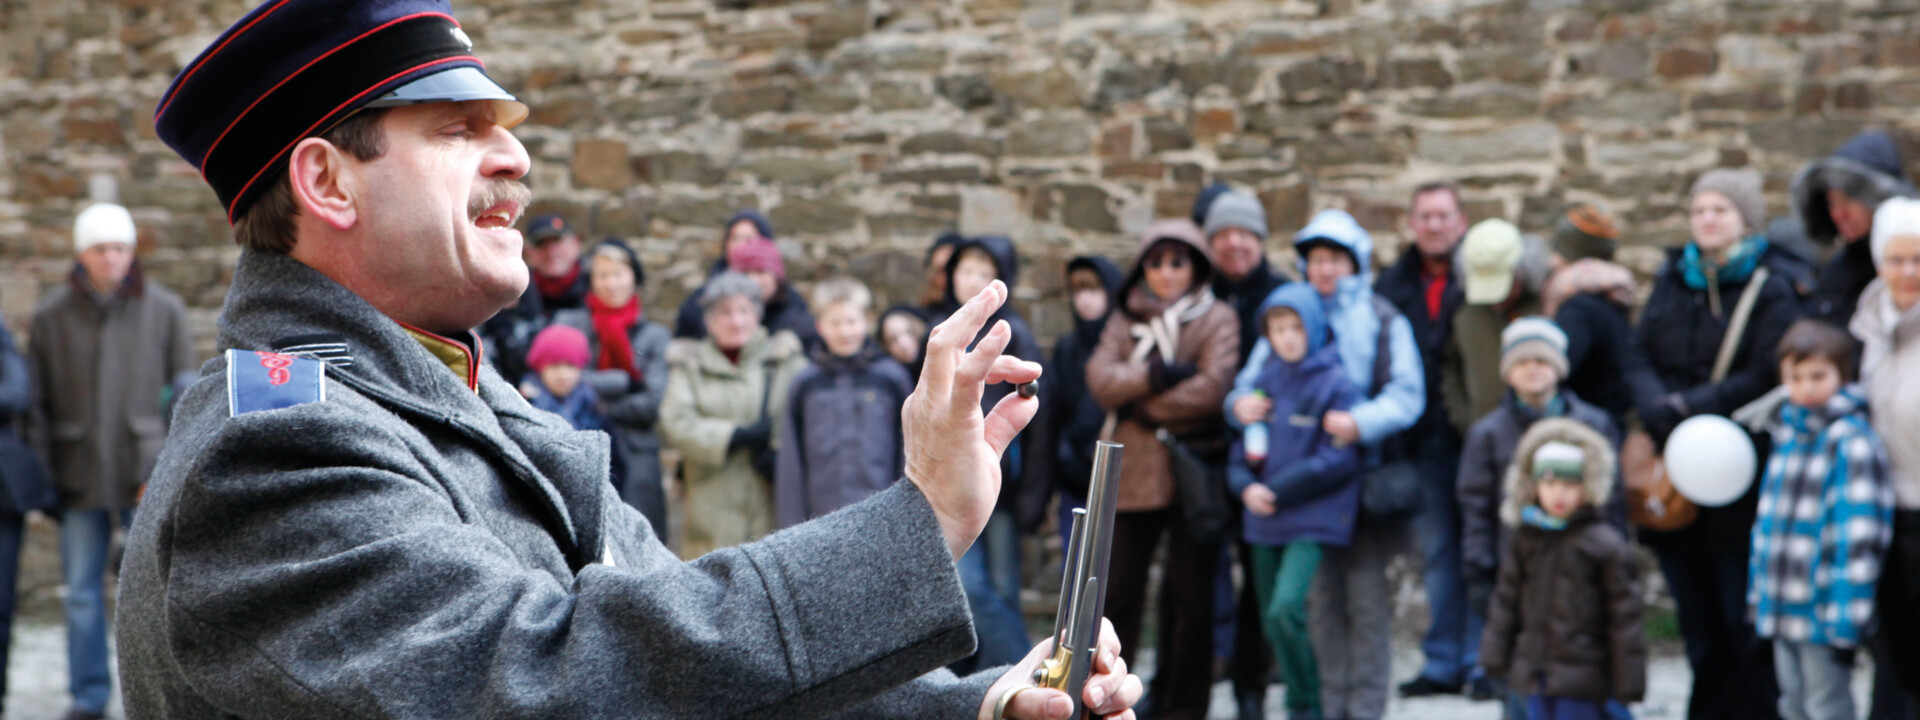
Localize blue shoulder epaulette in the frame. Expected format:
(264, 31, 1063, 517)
(226, 348, 326, 417)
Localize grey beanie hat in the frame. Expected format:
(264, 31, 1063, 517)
(1691, 168, 1767, 233)
(1202, 190, 1268, 242)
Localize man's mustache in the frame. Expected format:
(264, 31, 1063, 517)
(469, 179, 533, 221)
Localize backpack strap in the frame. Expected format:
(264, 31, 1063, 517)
(1711, 267, 1770, 384)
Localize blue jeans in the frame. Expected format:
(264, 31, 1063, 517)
(1775, 640, 1856, 720)
(1526, 695, 1610, 720)
(62, 508, 130, 714)
(957, 511, 1028, 671)
(0, 513, 22, 713)
(1411, 434, 1474, 684)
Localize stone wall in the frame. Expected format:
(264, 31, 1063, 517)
(5, 0, 1920, 351)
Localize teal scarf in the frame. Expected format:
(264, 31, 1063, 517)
(1681, 234, 1768, 291)
(1522, 505, 1569, 531)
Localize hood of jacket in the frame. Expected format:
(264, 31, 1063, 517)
(1120, 219, 1217, 321)
(1852, 278, 1920, 364)
(1254, 282, 1330, 357)
(1792, 131, 1918, 245)
(940, 235, 1021, 309)
(1067, 255, 1125, 347)
(1293, 209, 1374, 301)
(1500, 417, 1617, 527)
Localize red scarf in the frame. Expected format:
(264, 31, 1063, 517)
(534, 264, 582, 304)
(586, 293, 643, 381)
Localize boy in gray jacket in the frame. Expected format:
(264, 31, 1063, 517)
(775, 277, 914, 527)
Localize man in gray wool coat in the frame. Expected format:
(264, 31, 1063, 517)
(115, 0, 1142, 718)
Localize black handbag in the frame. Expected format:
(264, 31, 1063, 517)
(1359, 457, 1420, 519)
(1156, 427, 1232, 546)
(0, 432, 57, 516)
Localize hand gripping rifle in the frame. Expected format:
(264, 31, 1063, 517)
(1032, 441, 1122, 718)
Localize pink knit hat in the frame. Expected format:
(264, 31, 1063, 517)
(728, 239, 787, 280)
(526, 324, 590, 370)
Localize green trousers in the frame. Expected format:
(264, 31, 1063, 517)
(1252, 541, 1323, 713)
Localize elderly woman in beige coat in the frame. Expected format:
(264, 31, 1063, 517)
(1853, 197, 1920, 699)
(1085, 218, 1239, 720)
(661, 272, 808, 559)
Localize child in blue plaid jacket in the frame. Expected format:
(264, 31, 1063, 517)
(1748, 320, 1895, 720)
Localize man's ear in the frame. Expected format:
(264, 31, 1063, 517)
(287, 137, 358, 231)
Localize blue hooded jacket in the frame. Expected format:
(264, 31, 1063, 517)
(1226, 283, 1363, 547)
(1225, 210, 1426, 450)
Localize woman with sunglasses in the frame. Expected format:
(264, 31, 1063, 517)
(1086, 218, 1241, 720)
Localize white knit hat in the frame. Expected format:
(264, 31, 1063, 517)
(1872, 197, 1920, 269)
(73, 203, 135, 254)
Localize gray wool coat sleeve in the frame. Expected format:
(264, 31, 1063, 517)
(139, 379, 983, 719)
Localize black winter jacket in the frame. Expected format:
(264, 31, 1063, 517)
(1375, 245, 1465, 442)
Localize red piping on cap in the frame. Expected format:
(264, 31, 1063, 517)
(154, 0, 297, 123)
(223, 55, 479, 224)
(199, 11, 457, 180)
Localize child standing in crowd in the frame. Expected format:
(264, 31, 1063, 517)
(1048, 255, 1124, 537)
(1227, 282, 1362, 720)
(1482, 418, 1646, 720)
(774, 277, 914, 529)
(1750, 320, 1896, 720)
(876, 305, 930, 382)
(522, 324, 627, 487)
(1458, 318, 1620, 623)
(523, 324, 609, 433)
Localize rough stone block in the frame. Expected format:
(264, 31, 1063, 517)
(770, 196, 861, 234)
(572, 139, 634, 191)
(936, 74, 999, 110)
(1144, 117, 1193, 152)
(1573, 42, 1649, 82)
(1054, 184, 1118, 232)
(1835, 82, 1872, 110)
(989, 67, 1082, 110)
(1096, 61, 1171, 109)
(1404, 84, 1540, 118)
(1690, 86, 1786, 112)
(1748, 118, 1865, 159)
(834, 41, 947, 75)
(1589, 139, 1707, 167)
(609, 93, 701, 121)
(1099, 122, 1136, 160)
(594, 203, 652, 238)
(1007, 116, 1093, 157)
(1190, 108, 1239, 142)
(637, 151, 727, 185)
(61, 117, 125, 147)
(1297, 134, 1406, 167)
(881, 164, 987, 185)
(652, 194, 737, 228)
(1233, 25, 1331, 55)
(1655, 45, 1716, 78)
(1260, 183, 1312, 233)
(870, 80, 934, 111)
(1217, 137, 1272, 161)
(900, 131, 1001, 157)
(737, 155, 850, 184)
(1416, 123, 1557, 165)
(1278, 57, 1366, 104)
(960, 187, 1023, 236)
(1456, 47, 1553, 85)
(743, 128, 838, 150)
(711, 85, 793, 118)
(1547, 90, 1681, 122)
(868, 213, 954, 238)
(1213, 165, 1289, 185)
(1381, 57, 1453, 90)
(1102, 161, 1166, 181)
(794, 85, 863, 114)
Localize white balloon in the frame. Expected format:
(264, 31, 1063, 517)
(1665, 415, 1757, 507)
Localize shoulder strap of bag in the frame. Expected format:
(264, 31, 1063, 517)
(1711, 267, 1770, 383)
(1368, 294, 1398, 396)
(759, 358, 779, 422)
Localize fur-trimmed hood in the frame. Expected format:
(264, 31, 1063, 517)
(1791, 130, 1917, 245)
(1500, 417, 1617, 527)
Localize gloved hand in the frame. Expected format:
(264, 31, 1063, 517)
(1148, 356, 1198, 392)
(1638, 394, 1688, 444)
(729, 419, 773, 453)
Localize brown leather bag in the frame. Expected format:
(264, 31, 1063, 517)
(1622, 430, 1697, 531)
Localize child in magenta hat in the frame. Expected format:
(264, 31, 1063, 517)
(523, 324, 627, 489)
